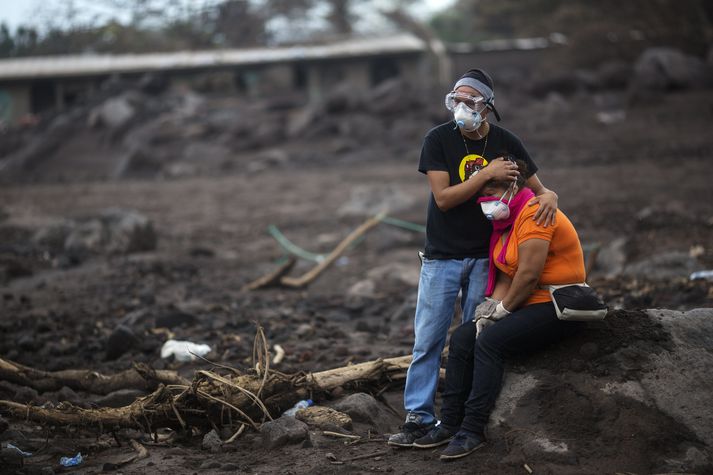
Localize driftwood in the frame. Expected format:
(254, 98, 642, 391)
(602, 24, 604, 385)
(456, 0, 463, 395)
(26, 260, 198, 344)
(248, 213, 386, 290)
(242, 257, 296, 291)
(0, 358, 189, 395)
(0, 355, 413, 433)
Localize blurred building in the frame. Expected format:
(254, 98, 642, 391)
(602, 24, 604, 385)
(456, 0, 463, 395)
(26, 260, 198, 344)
(0, 34, 428, 125)
(0, 33, 561, 125)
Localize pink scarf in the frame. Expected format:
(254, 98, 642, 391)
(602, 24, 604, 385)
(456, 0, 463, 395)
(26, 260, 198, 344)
(477, 187, 535, 296)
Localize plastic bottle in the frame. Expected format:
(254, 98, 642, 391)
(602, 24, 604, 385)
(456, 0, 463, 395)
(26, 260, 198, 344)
(283, 399, 313, 417)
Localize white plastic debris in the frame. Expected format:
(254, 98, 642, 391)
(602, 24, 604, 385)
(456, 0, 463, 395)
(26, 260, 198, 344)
(160, 339, 211, 362)
(690, 270, 713, 281)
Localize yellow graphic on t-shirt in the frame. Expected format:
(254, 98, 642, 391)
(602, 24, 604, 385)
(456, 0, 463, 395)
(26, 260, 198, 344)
(459, 154, 489, 182)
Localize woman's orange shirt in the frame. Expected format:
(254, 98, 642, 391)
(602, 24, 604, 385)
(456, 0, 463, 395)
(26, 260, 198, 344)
(493, 204, 586, 306)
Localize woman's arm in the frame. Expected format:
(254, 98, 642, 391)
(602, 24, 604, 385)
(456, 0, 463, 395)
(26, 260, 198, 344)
(501, 238, 550, 312)
(525, 174, 558, 227)
(490, 270, 512, 301)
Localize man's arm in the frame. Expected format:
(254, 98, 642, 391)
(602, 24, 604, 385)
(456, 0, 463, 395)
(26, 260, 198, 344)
(427, 158, 518, 212)
(500, 238, 549, 312)
(525, 174, 558, 227)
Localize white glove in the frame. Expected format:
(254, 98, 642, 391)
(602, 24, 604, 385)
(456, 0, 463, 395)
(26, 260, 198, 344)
(475, 316, 496, 338)
(474, 297, 500, 321)
(491, 302, 511, 321)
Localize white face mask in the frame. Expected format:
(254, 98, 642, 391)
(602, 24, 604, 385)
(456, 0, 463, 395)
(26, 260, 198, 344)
(480, 186, 515, 221)
(453, 102, 483, 132)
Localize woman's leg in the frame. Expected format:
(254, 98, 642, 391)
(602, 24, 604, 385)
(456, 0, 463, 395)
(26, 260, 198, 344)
(439, 321, 477, 430)
(459, 302, 580, 435)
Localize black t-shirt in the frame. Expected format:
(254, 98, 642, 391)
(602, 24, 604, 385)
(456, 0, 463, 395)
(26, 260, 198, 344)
(418, 122, 538, 259)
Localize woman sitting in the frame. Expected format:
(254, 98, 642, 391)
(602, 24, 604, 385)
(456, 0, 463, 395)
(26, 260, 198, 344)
(413, 159, 586, 460)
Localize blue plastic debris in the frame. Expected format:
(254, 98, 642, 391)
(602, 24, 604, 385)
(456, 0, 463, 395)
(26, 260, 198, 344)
(59, 452, 83, 467)
(6, 443, 32, 457)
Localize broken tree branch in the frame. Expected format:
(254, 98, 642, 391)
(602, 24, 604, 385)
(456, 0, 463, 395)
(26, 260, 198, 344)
(248, 213, 386, 290)
(0, 358, 189, 395)
(0, 354, 413, 433)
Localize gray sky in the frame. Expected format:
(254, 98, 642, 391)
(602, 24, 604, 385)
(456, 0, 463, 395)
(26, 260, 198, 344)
(0, 0, 456, 31)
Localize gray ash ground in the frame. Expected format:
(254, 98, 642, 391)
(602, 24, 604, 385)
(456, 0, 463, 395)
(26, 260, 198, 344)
(1, 82, 712, 474)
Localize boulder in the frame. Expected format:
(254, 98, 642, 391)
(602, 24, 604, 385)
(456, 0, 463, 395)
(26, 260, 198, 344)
(202, 429, 223, 453)
(632, 47, 705, 92)
(260, 417, 309, 449)
(331, 393, 399, 434)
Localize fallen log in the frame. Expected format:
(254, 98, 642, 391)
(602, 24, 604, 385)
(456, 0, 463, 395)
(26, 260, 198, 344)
(0, 359, 189, 395)
(0, 355, 413, 433)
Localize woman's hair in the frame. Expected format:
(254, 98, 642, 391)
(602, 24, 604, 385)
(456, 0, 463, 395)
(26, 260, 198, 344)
(485, 156, 529, 190)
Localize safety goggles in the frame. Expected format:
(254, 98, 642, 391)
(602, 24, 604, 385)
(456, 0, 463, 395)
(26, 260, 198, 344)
(444, 91, 488, 112)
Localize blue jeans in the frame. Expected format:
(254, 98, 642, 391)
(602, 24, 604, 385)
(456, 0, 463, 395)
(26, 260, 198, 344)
(403, 256, 489, 424)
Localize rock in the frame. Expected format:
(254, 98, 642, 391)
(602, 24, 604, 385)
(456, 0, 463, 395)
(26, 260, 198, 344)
(331, 393, 398, 433)
(89, 95, 136, 129)
(98, 208, 157, 253)
(592, 237, 628, 278)
(295, 405, 353, 430)
(632, 47, 705, 92)
(202, 429, 223, 453)
(63, 219, 104, 258)
(55, 386, 80, 404)
(14, 386, 39, 404)
(105, 324, 139, 360)
(32, 221, 73, 254)
(642, 309, 713, 447)
(0, 415, 8, 434)
(259, 417, 309, 449)
(114, 147, 164, 179)
(347, 279, 376, 300)
(595, 60, 633, 90)
(94, 389, 145, 408)
(63, 208, 157, 256)
(624, 251, 700, 279)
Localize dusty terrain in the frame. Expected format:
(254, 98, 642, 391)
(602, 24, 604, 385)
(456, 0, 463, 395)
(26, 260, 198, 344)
(1, 61, 713, 474)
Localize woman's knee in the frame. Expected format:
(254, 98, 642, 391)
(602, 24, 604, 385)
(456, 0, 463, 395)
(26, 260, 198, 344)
(449, 322, 476, 353)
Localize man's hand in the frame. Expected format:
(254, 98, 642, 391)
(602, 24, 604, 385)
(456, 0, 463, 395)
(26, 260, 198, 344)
(528, 189, 558, 227)
(483, 158, 519, 182)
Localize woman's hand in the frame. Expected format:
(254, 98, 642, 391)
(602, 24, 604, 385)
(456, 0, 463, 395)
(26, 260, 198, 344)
(528, 189, 558, 227)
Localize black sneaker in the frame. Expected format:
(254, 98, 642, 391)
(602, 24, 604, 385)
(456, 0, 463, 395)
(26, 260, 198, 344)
(387, 414, 435, 447)
(413, 424, 455, 448)
(439, 430, 486, 460)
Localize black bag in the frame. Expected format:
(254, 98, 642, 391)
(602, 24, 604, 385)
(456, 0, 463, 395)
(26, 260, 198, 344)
(547, 283, 608, 321)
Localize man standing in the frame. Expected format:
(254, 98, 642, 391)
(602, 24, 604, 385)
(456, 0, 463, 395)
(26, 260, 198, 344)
(388, 68, 558, 446)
